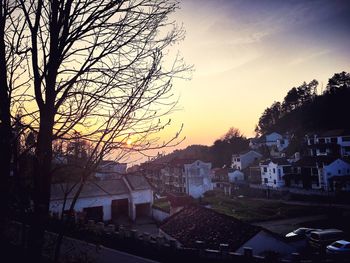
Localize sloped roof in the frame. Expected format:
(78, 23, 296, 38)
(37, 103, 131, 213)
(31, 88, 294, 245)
(124, 173, 152, 191)
(212, 167, 229, 176)
(260, 158, 290, 166)
(294, 156, 338, 167)
(160, 205, 261, 250)
(50, 179, 129, 200)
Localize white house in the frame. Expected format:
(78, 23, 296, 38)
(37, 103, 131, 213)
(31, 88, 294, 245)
(260, 158, 291, 188)
(249, 132, 289, 152)
(228, 169, 245, 182)
(50, 174, 153, 222)
(231, 150, 262, 170)
(184, 160, 213, 198)
(318, 158, 350, 191)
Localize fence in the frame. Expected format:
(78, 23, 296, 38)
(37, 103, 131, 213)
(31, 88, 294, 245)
(3, 220, 343, 263)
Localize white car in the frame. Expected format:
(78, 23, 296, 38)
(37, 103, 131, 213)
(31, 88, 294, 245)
(326, 240, 350, 256)
(285, 228, 321, 239)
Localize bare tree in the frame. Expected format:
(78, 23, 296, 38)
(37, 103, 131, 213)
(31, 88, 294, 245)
(16, 0, 189, 261)
(0, 0, 28, 226)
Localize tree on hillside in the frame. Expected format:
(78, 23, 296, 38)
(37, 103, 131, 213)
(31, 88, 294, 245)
(255, 101, 281, 136)
(211, 127, 249, 168)
(325, 71, 350, 94)
(15, 0, 189, 261)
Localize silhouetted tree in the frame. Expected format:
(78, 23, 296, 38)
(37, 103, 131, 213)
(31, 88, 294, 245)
(211, 127, 249, 168)
(16, 0, 189, 261)
(325, 71, 350, 94)
(0, 0, 27, 226)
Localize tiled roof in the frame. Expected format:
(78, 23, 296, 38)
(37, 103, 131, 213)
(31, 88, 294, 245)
(50, 179, 129, 200)
(212, 168, 229, 176)
(160, 205, 261, 250)
(124, 173, 152, 191)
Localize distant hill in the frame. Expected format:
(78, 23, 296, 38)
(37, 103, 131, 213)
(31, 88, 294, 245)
(151, 128, 250, 168)
(153, 144, 212, 164)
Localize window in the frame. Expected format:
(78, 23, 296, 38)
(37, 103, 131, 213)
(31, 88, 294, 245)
(318, 138, 325, 143)
(273, 179, 276, 185)
(264, 178, 268, 184)
(263, 167, 267, 173)
(309, 139, 314, 145)
(338, 170, 341, 174)
(236, 158, 240, 162)
(330, 137, 337, 143)
(278, 174, 282, 180)
(342, 136, 350, 142)
(273, 168, 276, 174)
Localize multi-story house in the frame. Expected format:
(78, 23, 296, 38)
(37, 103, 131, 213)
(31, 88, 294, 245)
(284, 156, 350, 191)
(157, 159, 213, 198)
(306, 129, 350, 157)
(232, 150, 262, 170)
(260, 158, 291, 188)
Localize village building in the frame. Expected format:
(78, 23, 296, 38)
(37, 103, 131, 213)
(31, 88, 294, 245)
(260, 158, 292, 188)
(159, 205, 298, 258)
(306, 129, 350, 157)
(249, 132, 290, 152)
(282, 156, 350, 191)
(49, 173, 153, 222)
(141, 159, 213, 198)
(231, 150, 262, 171)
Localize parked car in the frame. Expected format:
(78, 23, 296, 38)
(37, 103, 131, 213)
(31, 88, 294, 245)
(308, 229, 345, 250)
(326, 240, 350, 257)
(285, 228, 322, 240)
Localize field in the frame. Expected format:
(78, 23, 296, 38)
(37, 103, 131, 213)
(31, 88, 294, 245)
(200, 191, 326, 222)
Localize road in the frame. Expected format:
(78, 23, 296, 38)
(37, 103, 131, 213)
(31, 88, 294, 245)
(253, 214, 328, 235)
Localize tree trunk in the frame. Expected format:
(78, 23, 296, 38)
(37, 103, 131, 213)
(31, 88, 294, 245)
(28, 109, 54, 262)
(0, 3, 11, 227)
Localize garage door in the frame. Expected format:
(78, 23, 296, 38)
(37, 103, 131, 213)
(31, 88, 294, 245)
(135, 203, 150, 219)
(111, 199, 129, 219)
(83, 206, 103, 222)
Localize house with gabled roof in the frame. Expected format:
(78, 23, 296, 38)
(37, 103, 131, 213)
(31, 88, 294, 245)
(49, 173, 153, 222)
(159, 205, 298, 258)
(283, 156, 350, 191)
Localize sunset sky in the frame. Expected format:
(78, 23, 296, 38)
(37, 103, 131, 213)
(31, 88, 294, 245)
(157, 0, 350, 154)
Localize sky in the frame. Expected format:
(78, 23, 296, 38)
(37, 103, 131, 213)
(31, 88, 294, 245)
(153, 0, 350, 155)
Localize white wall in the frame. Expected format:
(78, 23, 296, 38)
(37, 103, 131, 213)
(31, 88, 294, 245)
(321, 159, 350, 189)
(228, 170, 244, 182)
(50, 193, 130, 221)
(260, 162, 288, 188)
(236, 230, 297, 257)
(265, 132, 282, 147)
(152, 207, 170, 222)
(184, 161, 213, 198)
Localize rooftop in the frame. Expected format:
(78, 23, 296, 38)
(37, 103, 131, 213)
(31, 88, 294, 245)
(160, 205, 261, 250)
(50, 179, 129, 200)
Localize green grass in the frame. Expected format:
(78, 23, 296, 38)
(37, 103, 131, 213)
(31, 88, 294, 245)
(201, 191, 325, 222)
(153, 199, 171, 213)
